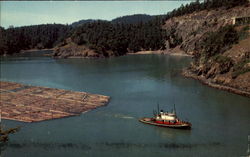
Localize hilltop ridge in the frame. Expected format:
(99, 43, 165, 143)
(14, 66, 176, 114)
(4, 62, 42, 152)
(71, 14, 153, 27)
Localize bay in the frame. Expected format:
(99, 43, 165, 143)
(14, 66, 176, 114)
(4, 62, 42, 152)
(1, 53, 250, 157)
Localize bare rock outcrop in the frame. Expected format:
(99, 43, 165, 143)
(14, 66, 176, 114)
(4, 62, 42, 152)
(52, 38, 103, 58)
(162, 5, 250, 55)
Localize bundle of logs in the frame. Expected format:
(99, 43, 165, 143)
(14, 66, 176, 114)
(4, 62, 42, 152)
(0, 81, 110, 122)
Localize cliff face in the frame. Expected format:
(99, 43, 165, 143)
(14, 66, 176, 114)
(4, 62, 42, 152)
(162, 5, 250, 55)
(162, 5, 250, 96)
(183, 36, 250, 97)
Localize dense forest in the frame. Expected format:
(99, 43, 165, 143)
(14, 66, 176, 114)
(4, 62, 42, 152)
(70, 18, 166, 56)
(0, 24, 72, 55)
(0, 0, 248, 56)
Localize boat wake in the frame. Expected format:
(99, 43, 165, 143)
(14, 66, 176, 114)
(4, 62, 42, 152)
(113, 113, 135, 119)
(103, 113, 135, 120)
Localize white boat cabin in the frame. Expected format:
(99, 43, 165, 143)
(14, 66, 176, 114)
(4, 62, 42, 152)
(156, 110, 177, 121)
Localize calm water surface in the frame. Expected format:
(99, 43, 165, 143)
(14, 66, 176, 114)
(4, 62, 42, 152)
(1, 52, 250, 157)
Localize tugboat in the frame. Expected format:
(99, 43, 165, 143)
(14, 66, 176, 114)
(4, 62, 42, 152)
(139, 104, 191, 129)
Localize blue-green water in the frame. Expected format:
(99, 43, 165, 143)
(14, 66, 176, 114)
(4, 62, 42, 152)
(1, 53, 250, 157)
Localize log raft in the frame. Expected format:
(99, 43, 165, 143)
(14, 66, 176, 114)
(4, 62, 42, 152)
(0, 81, 110, 122)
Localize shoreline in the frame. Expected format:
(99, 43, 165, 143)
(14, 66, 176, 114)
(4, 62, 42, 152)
(127, 50, 164, 55)
(128, 50, 192, 57)
(3, 48, 192, 58)
(182, 69, 250, 98)
(0, 49, 54, 57)
(20, 48, 53, 53)
(2, 48, 248, 98)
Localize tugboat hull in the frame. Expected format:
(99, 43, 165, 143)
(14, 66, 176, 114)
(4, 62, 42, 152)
(139, 118, 191, 129)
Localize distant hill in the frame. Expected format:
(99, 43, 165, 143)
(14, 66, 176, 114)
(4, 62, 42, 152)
(71, 14, 153, 27)
(111, 14, 153, 24)
(71, 19, 106, 27)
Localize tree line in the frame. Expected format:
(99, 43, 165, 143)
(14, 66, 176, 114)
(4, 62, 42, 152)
(164, 0, 248, 21)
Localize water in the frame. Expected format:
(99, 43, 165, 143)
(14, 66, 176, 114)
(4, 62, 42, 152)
(1, 52, 250, 157)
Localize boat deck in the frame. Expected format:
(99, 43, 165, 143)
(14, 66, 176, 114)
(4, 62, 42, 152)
(0, 81, 110, 122)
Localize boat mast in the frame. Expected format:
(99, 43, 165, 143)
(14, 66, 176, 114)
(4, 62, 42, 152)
(157, 103, 160, 115)
(173, 104, 176, 115)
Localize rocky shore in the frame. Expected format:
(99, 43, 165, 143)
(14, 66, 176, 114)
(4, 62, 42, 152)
(127, 46, 192, 57)
(182, 69, 250, 97)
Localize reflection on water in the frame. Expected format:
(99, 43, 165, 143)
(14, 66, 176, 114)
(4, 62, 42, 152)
(0, 143, 7, 156)
(5, 141, 221, 150)
(0, 54, 250, 157)
(153, 127, 191, 139)
(4, 142, 91, 150)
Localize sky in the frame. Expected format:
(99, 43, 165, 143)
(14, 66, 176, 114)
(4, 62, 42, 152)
(0, 1, 191, 28)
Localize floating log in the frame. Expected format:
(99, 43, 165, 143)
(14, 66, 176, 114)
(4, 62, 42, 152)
(0, 81, 110, 122)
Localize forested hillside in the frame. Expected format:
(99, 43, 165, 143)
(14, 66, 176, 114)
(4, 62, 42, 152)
(68, 18, 166, 57)
(0, 0, 249, 57)
(0, 24, 72, 55)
